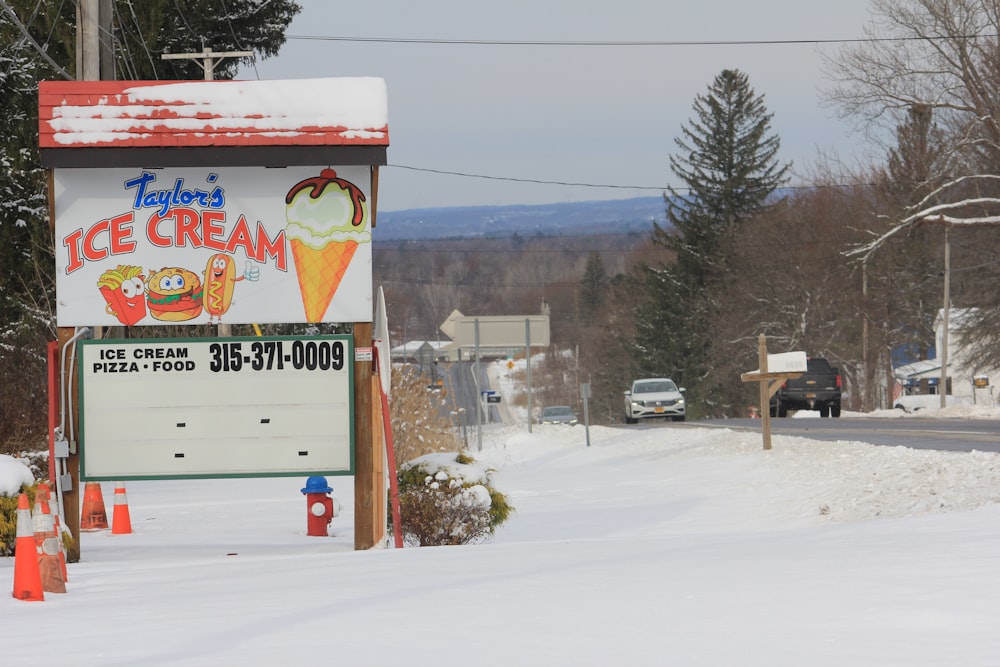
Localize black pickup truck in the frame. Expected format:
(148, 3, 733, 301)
(770, 357, 842, 418)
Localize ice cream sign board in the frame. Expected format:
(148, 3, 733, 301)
(77, 335, 354, 480)
(53, 165, 373, 326)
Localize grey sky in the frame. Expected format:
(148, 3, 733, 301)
(238, 0, 875, 212)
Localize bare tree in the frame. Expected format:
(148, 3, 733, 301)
(826, 0, 1000, 256)
(825, 0, 1000, 385)
(716, 182, 868, 410)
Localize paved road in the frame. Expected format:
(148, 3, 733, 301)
(681, 417, 1000, 453)
(442, 361, 500, 431)
(439, 362, 1000, 453)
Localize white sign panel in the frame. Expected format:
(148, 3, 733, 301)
(451, 315, 551, 348)
(744, 351, 808, 376)
(54, 166, 373, 326)
(766, 351, 808, 373)
(78, 335, 354, 480)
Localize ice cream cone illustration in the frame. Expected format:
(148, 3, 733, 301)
(285, 169, 371, 322)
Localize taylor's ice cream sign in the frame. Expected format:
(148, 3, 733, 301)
(53, 166, 373, 326)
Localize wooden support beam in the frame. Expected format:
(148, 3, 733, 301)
(353, 322, 379, 549)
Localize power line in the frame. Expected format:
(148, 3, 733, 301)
(121, 0, 159, 79)
(171, 0, 203, 44)
(215, 0, 264, 78)
(386, 163, 868, 194)
(217, 0, 249, 52)
(0, 0, 72, 79)
(287, 33, 999, 47)
(388, 164, 664, 190)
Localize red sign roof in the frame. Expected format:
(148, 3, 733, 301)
(39, 78, 389, 150)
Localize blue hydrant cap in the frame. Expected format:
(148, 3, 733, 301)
(301, 476, 332, 494)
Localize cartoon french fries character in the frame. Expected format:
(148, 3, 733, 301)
(97, 265, 147, 325)
(202, 254, 260, 324)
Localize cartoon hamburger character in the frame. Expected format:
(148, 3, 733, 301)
(146, 267, 203, 321)
(97, 265, 147, 326)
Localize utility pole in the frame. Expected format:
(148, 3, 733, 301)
(76, 0, 98, 80)
(98, 0, 114, 79)
(162, 47, 252, 339)
(861, 258, 871, 411)
(162, 47, 253, 81)
(59, 0, 115, 560)
(940, 226, 950, 408)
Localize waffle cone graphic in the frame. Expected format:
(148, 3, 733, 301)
(290, 238, 359, 322)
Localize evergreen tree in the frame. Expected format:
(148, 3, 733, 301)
(114, 0, 301, 81)
(578, 251, 608, 323)
(667, 69, 789, 279)
(0, 1, 300, 451)
(0, 6, 56, 323)
(0, 7, 60, 450)
(633, 69, 789, 417)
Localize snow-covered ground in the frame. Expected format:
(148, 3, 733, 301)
(3, 362, 1000, 665)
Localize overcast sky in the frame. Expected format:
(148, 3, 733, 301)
(238, 0, 876, 212)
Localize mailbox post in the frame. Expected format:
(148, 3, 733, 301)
(740, 335, 805, 451)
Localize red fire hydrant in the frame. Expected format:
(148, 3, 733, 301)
(301, 476, 335, 536)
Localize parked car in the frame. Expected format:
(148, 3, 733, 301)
(770, 357, 842, 418)
(538, 405, 579, 425)
(624, 378, 686, 423)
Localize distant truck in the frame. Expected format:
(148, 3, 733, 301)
(770, 357, 842, 418)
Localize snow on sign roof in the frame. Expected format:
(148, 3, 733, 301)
(38, 77, 388, 161)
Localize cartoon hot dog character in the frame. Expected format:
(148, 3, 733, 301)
(146, 267, 203, 322)
(202, 254, 260, 324)
(97, 265, 146, 326)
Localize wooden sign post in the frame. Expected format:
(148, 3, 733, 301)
(39, 78, 389, 554)
(740, 335, 805, 451)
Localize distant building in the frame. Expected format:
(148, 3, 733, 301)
(390, 340, 454, 364)
(894, 309, 998, 405)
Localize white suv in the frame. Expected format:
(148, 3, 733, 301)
(624, 378, 686, 423)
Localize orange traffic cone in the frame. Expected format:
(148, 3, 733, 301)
(80, 482, 108, 531)
(51, 504, 69, 583)
(31, 482, 66, 593)
(12, 493, 44, 601)
(111, 483, 132, 535)
(31, 484, 66, 594)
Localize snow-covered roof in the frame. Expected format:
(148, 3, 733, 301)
(38, 78, 388, 168)
(39, 78, 388, 148)
(894, 358, 942, 380)
(390, 340, 454, 355)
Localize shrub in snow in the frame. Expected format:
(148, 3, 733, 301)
(389, 366, 461, 465)
(394, 452, 513, 547)
(0, 455, 37, 555)
(0, 495, 20, 556)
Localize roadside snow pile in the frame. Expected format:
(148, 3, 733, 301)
(758, 436, 1000, 522)
(871, 402, 1000, 418)
(477, 423, 1000, 533)
(925, 404, 1000, 419)
(484, 359, 1000, 528)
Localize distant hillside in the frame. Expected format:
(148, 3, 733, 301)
(375, 196, 667, 241)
